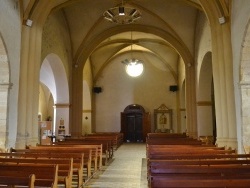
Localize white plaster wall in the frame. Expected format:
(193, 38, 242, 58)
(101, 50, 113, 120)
(0, 1, 21, 147)
(95, 54, 176, 132)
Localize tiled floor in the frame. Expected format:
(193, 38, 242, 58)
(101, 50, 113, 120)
(84, 143, 148, 188)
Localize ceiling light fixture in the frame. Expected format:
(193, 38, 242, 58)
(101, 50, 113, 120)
(121, 31, 144, 77)
(103, 0, 141, 24)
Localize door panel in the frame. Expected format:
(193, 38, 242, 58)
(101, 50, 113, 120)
(126, 114, 143, 142)
(121, 106, 151, 142)
(135, 115, 143, 142)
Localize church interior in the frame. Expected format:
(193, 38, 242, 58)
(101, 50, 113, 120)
(1, 0, 250, 187)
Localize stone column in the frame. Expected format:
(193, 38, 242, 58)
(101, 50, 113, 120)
(210, 19, 237, 149)
(71, 65, 83, 137)
(0, 83, 11, 149)
(240, 82, 250, 153)
(185, 64, 198, 138)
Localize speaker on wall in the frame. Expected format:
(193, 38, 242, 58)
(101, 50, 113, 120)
(93, 87, 102, 93)
(169, 85, 178, 92)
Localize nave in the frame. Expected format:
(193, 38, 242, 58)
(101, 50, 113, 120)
(84, 143, 148, 188)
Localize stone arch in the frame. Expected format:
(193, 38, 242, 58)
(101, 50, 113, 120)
(40, 53, 70, 137)
(197, 52, 214, 137)
(0, 34, 10, 149)
(71, 24, 196, 137)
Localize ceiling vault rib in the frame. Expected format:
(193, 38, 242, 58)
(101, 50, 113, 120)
(23, 0, 39, 21)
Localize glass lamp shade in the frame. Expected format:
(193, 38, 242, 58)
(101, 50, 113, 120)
(125, 60, 144, 77)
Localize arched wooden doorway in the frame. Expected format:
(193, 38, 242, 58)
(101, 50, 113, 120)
(121, 104, 151, 142)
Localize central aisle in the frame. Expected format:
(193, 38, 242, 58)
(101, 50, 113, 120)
(84, 143, 148, 188)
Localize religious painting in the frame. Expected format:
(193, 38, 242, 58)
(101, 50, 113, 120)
(154, 104, 172, 132)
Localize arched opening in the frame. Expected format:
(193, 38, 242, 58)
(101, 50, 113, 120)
(197, 52, 215, 143)
(39, 53, 70, 141)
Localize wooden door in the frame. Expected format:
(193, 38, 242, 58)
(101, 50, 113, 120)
(121, 104, 151, 142)
(126, 113, 143, 142)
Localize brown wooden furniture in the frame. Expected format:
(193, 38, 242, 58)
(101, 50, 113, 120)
(0, 157, 73, 188)
(57, 139, 113, 165)
(0, 174, 35, 188)
(146, 133, 250, 188)
(0, 163, 58, 188)
(121, 104, 151, 142)
(9, 148, 88, 186)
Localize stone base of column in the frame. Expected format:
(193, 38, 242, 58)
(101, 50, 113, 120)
(15, 136, 39, 148)
(216, 137, 238, 150)
(15, 136, 27, 149)
(186, 131, 198, 139)
(26, 137, 39, 146)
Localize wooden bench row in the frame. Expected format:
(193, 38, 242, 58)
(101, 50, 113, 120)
(0, 132, 122, 187)
(11, 146, 95, 183)
(146, 133, 250, 188)
(0, 152, 84, 187)
(84, 132, 123, 150)
(28, 144, 102, 172)
(0, 163, 58, 188)
(0, 174, 35, 188)
(58, 138, 113, 164)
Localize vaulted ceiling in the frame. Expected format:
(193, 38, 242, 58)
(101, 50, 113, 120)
(23, 0, 230, 81)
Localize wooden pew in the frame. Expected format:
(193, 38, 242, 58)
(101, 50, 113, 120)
(0, 174, 35, 188)
(147, 148, 236, 159)
(146, 138, 204, 145)
(150, 165, 250, 188)
(0, 163, 58, 188)
(85, 133, 123, 150)
(147, 153, 250, 160)
(7, 150, 86, 186)
(151, 177, 250, 187)
(146, 133, 250, 187)
(147, 132, 188, 139)
(0, 157, 72, 188)
(28, 144, 100, 172)
(91, 132, 124, 147)
(61, 139, 113, 164)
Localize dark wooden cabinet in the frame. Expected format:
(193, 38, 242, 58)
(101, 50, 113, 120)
(121, 104, 151, 142)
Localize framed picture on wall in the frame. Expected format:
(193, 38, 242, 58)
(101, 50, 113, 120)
(154, 104, 172, 132)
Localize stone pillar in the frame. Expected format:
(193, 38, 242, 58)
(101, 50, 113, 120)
(16, 25, 41, 148)
(198, 1, 237, 149)
(185, 64, 198, 138)
(71, 65, 83, 137)
(240, 82, 250, 153)
(0, 83, 10, 149)
(210, 19, 237, 149)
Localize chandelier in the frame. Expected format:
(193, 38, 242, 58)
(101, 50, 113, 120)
(121, 31, 144, 77)
(122, 58, 144, 77)
(103, 1, 141, 24)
